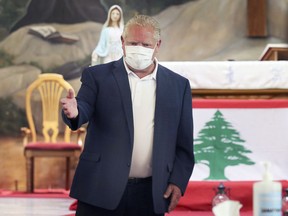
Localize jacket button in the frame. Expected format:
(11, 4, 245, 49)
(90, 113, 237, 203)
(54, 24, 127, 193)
(127, 163, 130, 167)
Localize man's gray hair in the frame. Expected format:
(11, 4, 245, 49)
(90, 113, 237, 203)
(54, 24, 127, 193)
(123, 15, 161, 41)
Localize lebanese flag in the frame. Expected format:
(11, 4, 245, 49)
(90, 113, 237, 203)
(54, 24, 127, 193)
(191, 99, 288, 181)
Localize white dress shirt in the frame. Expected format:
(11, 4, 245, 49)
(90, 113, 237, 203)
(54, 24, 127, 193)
(124, 59, 158, 178)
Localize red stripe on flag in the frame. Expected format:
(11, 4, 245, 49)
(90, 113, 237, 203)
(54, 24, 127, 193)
(192, 99, 288, 109)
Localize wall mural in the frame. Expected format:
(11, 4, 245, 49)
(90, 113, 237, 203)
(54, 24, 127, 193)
(0, 0, 191, 136)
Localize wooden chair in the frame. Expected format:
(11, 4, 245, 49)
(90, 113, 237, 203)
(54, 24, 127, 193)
(21, 73, 85, 193)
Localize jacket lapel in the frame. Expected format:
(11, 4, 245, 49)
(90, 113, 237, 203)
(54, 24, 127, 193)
(154, 65, 170, 126)
(153, 65, 174, 157)
(112, 59, 134, 145)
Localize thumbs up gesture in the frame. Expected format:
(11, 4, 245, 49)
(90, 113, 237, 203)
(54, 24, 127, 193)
(60, 89, 79, 119)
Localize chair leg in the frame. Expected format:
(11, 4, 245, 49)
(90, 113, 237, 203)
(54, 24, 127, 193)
(26, 157, 34, 193)
(65, 157, 70, 190)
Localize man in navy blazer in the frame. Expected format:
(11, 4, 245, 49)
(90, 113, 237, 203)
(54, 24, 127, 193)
(61, 15, 194, 216)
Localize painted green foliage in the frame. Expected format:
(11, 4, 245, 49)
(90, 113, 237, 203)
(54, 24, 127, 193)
(194, 110, 255, 180)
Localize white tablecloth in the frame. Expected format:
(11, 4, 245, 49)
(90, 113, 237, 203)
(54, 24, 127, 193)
(160, 61, 288, 89)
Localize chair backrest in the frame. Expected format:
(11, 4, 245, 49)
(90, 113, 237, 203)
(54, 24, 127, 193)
(25, 73, 74, 143)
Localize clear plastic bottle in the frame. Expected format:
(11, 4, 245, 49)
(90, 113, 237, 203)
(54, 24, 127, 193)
(253, 162, 282, 216)
(283, 188, 288, 216)
(212, 182, 230, 207)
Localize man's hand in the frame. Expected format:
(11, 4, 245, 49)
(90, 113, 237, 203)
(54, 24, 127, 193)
(60, 89, 78, 119)
(163, 183, 182, 213)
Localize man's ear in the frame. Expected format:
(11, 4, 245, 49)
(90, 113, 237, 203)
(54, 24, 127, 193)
(157, 40, 162, 48)
(155, 40, 162, 54)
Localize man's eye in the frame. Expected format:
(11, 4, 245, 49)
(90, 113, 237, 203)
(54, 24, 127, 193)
(143, 44, 153, 48)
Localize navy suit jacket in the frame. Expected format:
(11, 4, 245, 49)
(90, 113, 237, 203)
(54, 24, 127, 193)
(62, 58, 194, 214)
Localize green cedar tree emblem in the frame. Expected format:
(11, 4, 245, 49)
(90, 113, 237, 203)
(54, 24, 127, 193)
(194, 110, 255, 180)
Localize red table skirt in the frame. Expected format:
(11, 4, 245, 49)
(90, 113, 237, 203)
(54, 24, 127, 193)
(175, 180, 288, 212)
(69, 180, 288, 214)
(166, 210, 252, 216)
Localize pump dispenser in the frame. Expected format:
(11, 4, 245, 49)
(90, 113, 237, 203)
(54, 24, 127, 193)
(253, 162, 282, 216)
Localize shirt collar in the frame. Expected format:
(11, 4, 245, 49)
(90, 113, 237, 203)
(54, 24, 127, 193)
(123, 58, 158, 80)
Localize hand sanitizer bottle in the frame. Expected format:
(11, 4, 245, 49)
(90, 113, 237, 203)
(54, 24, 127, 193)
(253, 161, 282, 216)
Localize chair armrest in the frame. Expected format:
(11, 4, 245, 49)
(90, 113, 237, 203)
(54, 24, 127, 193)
(72, 127, 86, 146)
(21, 127, 31, 146)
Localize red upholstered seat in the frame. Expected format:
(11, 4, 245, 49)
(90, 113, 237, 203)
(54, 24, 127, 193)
(25, 142, 82, 150)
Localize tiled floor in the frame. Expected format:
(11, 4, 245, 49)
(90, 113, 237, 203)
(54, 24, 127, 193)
(0, 197, 255, 216)
(0, 197, 75, 216)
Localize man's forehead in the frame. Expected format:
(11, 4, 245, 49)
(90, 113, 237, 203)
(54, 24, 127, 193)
(126, 25, 154, 38)
(128, 24, 153, 33)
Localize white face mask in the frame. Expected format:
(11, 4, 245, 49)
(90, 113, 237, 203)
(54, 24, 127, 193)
(124, 45, 155, 70)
